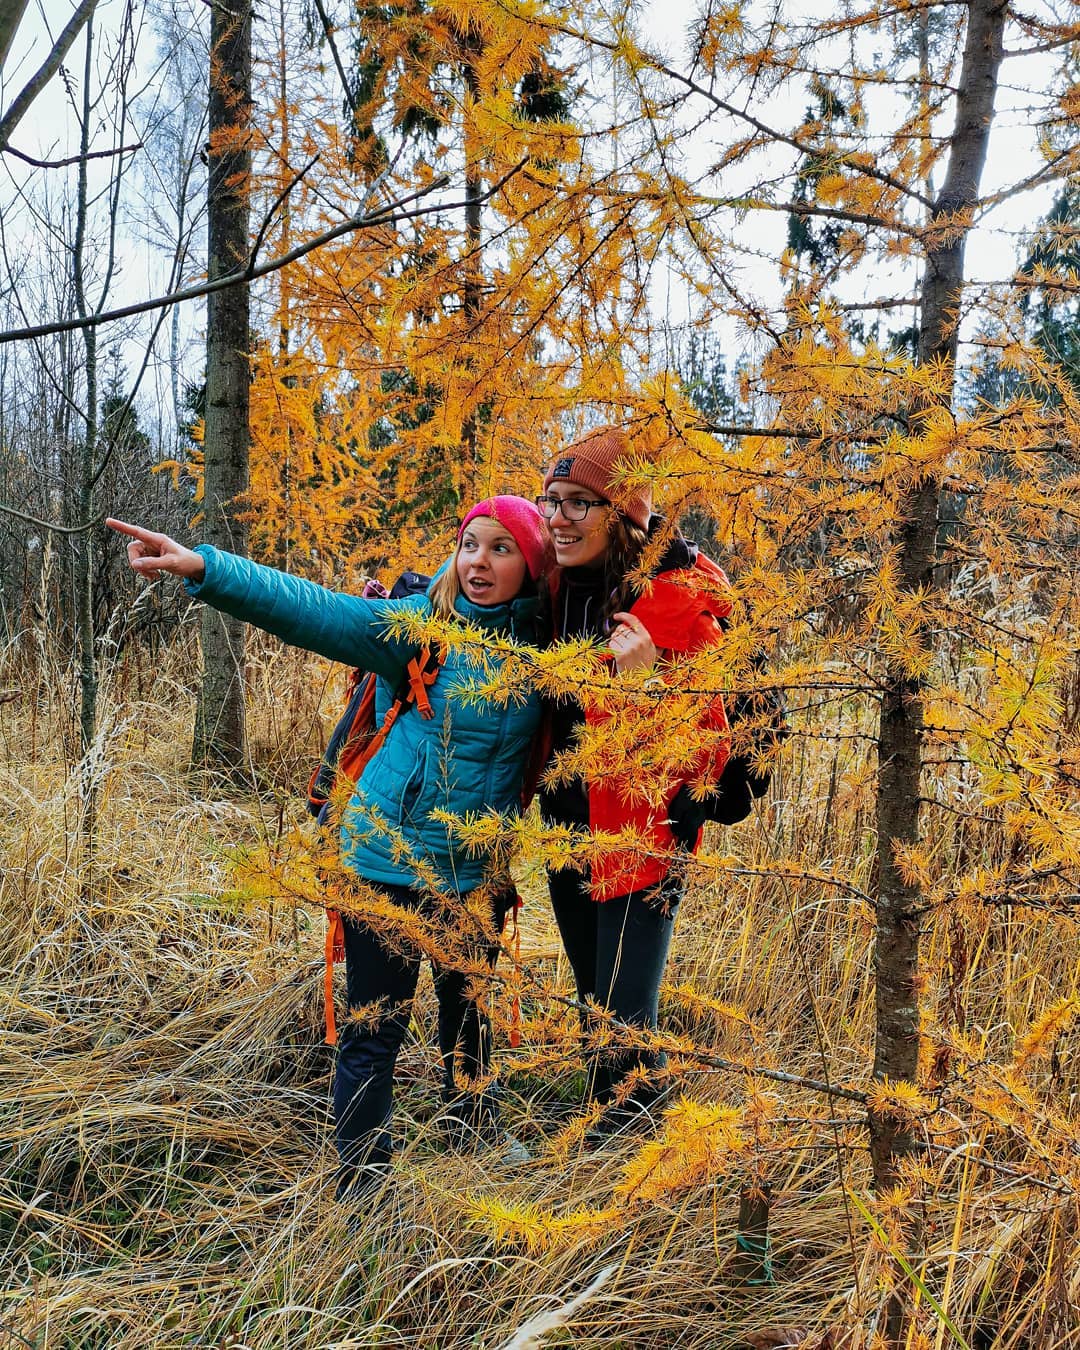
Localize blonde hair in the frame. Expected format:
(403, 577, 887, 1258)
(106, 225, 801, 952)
(427, 556, 461, 619)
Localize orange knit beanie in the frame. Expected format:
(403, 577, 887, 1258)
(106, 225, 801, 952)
(543, 425, 652, 528)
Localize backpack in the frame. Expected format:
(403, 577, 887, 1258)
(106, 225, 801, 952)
(306, 570, 436, 822)
(706, 671, 788, 823)
(690, 553, 788, 826)
(310, 568, 440, 1044)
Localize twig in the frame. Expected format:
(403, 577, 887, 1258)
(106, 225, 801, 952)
(695, 421, 888, 444)
(537, 986, 870, 1104)
(310, 0, 358, 119)
(246, 153, 320, 276)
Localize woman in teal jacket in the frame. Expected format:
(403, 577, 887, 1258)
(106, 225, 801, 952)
(107, 498, 550, 1196)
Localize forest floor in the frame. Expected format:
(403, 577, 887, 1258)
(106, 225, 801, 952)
(2, 642, 1078, 1349)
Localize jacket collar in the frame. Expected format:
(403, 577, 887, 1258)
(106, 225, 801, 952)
(453, 589, 541, 641)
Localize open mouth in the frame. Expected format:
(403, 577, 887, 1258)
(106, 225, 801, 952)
(465, 575, 493, 593)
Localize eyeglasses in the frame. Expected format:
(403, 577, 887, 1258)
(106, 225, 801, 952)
(535, 494, 609, 522)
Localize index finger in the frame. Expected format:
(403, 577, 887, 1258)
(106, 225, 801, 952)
(105, 518, 159, 544)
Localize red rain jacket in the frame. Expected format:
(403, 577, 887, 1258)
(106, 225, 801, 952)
(549, 553, 733, 901)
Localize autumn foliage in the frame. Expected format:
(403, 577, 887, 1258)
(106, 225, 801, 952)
(3, 0, 1080, 1346)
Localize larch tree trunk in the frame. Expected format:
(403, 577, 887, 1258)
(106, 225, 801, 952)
(192, 0, 252, 774)
(871, 0, 1006, 1338)
(459, 24, 483, 468)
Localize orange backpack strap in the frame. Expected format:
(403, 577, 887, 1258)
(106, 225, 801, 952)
(405, 645, 439, 719)
(309, 672, 379, 814)
(324, 908, 345, 1046)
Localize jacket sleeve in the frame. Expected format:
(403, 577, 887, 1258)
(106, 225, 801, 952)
(184, 545, 419, 679)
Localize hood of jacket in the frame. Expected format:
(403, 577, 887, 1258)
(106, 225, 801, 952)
(646, 515, 699, 577)
(628, 521, 729, 650)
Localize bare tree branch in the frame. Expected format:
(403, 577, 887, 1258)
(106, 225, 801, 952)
(0, 173, 452, 345)
(310, 0, 358, 119)
(246, 152, 319, 277)
(5, 140, 142, 168)
(0, 500, 103, 535)
(0, 0, 99, 151)
(694, 421, 888, 444)
(0, 157, 536, 345)
(977, 146, 1080, 212)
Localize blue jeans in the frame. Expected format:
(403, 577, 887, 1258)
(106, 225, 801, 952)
(333, 880, 512, 1194)
(547, 867, 680, 1129)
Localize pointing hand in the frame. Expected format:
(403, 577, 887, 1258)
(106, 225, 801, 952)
(105, 518, 206, 582)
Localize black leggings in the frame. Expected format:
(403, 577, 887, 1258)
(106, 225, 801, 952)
(547, 867, 680, 1127)
(333, 880, 511, 1192)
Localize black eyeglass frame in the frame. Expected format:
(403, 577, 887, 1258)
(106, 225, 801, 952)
(535, 494, 610, 522)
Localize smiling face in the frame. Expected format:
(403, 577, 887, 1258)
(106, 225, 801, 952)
(455, 515, 529, 606)
(543, 480, 613, 568)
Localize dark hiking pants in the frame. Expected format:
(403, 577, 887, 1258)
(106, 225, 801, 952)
(547, 866, 680, 1131)
(334, 880, 512, 1196)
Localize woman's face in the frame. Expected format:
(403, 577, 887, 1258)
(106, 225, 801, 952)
(456, 516, 529, 606)
(542, 480, 612, 568)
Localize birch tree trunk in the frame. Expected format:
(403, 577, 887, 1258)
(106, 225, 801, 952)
(192, 0, 251, 774)
(73, 18, 98, 757)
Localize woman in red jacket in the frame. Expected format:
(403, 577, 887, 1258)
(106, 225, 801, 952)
(535, 425, 731, 1137)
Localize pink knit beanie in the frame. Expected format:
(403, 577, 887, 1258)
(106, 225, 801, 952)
(542, 425, 652, 528)
(458, 496, 550, 581)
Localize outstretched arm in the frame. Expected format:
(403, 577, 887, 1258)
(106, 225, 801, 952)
(106, 519, 206, 581)
(105, 518, 417, 680)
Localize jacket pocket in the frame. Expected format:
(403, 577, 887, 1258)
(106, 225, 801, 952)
(396, 743, 430, 827)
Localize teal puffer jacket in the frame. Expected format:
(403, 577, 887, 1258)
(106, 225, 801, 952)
(187, 546, 544, 892)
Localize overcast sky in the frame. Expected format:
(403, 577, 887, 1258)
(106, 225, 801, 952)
(1, 0, 1063, 424)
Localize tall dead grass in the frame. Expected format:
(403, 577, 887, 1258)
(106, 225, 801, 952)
(2, 637, 1078, 1348)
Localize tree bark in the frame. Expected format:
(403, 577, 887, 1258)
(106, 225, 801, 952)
(0, 0, 29, 75)
(73, 17, 98, 757)
(0, 0, 97, 150)
(873, 0, 1006, 1182)
(872, 0, 1006, 1335)
(192, 0, 251, 774)
(459, 24, 483, 467)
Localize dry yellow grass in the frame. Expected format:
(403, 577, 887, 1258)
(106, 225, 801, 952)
(2, 640, 1079, 1349)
